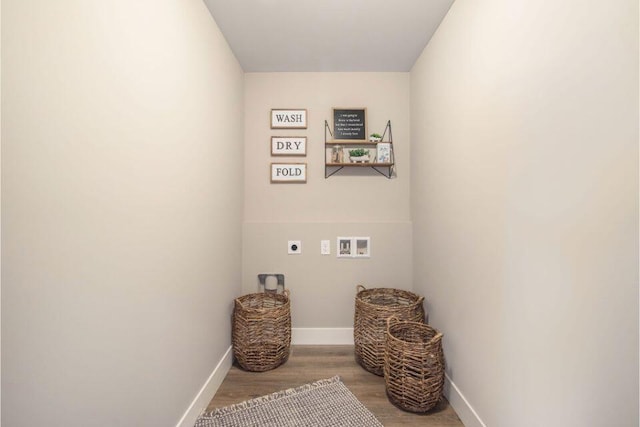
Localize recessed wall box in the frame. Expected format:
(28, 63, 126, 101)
(288, 240, 302, 254)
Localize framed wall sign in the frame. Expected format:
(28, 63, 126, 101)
(271, 163, 307, 183)
(271, 136, 307, 156)
(271, 109, 307, 129)
(333, 108, 367, 141)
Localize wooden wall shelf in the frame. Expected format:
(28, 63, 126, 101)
(324, 120, 395, 179)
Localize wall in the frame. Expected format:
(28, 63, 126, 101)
(0, 1, 3, 420)
(244, 73, 412, 329)
(1, 1, 244, 426)
(410, 1, 638, 426)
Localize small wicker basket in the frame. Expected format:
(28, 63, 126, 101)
(232, 290, 291, 372)
(384, 316, 445, 413)
(354, 285, 425, 375)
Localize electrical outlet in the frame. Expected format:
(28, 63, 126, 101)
(320, 240, 331, 255)
(288, 240, 302, 255)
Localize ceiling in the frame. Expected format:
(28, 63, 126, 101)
(203, 0, 455, 72)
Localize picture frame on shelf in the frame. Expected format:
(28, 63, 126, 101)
(376, 143, 391, 163)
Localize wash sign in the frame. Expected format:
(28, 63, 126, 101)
(271, 109, 307, 129)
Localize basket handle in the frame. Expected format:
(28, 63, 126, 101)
(283, 289, 291, 298)
(356, 284, 366, 293)
(429, 332, 444, 345)
(386, 315, 400, 329)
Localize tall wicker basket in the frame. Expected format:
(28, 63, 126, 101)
(384, 316, 445, 413)
(354, 285, 425, 375)
(232, 290, 291, 372)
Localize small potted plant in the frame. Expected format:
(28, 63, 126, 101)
(369, 133, 382, 142)
(349, 148, 370, 163)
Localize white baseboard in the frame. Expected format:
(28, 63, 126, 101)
(176, 346, 233, 427)
(444, 373, 486, 427)
(175, 336, 483, 427)
(176, 328, 352, 426)
(292, 327, 354, 345)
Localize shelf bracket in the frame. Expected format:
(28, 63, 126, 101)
(325, 166, 345, 178)
(371, 166, 393, 179)
(324, 120, 334, 139)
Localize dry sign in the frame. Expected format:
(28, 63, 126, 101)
(271, 136, 306, 156)
(271, 163, 307, 183)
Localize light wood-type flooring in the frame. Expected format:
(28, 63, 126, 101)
(206, 345, 463, 426)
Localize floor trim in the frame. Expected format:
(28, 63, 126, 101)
(444, 373, 486, 427)
(177, 339, 480, 427)
(175, 346, 233, 427)
(292, 327, 354, 345)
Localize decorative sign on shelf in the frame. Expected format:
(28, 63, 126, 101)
(376, 143, 391, 163)
(271, 109, 307, 129)
(271, 163, 307, 183)
(271, 136, 306, 156)
(333, 108, 367, 141)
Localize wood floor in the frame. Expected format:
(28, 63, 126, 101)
(205, 345, 463, 426)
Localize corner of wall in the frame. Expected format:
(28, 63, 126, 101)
(175, 347, 233, 427)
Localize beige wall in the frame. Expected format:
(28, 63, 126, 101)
(1, 1, 244, 426)
(410, 1, 638, 426)
(0, 1, 3, 420)
(243, 222, 412, 327)
(2, 1, 637, 425)
(244, 73, 412, 326)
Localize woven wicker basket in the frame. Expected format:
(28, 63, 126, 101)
(232, 290, 291, 372)
(354, 285, 425, 375)
(384, 316, 444, 413)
